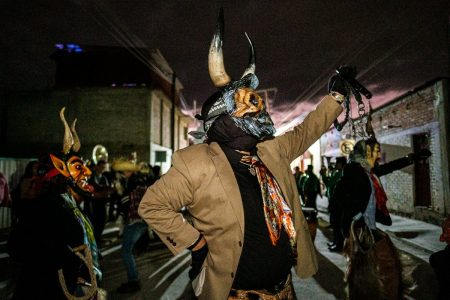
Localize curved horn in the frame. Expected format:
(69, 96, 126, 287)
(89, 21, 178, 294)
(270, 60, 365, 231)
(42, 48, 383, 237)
(60, 107, 74, 154)
(71, 118, 81, 152)
(208, 8, 231, 87)
(241, 32, 256, 78)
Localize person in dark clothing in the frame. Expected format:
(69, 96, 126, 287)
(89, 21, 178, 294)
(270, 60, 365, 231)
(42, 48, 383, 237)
(292, 166, 302, 190)
(297, 171, 307, 205)
(112, 160, 149, 294)
(302, 165, 321, 209)
(87, 160, 115, 244)
(335, 137, 431, 299)
(326, 156, 347, 252)
(138, 9, 351, 299)
(429, 216, 450, 300)
(7, 107, 104, 300)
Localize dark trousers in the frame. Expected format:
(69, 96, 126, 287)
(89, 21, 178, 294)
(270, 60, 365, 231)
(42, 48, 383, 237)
(305, 193, 318, 210)
(92, 199, 107, 243)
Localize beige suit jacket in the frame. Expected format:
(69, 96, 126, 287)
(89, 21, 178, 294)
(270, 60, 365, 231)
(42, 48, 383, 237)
(139, 95, 342, 299)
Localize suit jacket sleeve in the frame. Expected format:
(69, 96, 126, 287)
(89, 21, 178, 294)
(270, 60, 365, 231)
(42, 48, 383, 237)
(273, 95, 343, 162)
(138, 152, 200, 255)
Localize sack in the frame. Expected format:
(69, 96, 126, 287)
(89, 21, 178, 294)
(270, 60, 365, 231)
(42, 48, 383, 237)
(344, 219, 409, 300)
(343, 219, 382, 300)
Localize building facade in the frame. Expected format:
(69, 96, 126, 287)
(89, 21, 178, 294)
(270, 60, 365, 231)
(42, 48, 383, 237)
(1, 45, 193, 173)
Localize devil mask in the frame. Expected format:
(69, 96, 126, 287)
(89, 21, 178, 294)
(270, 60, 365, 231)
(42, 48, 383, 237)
(195, 8, 275, 140)
(49, 107, 94, 198)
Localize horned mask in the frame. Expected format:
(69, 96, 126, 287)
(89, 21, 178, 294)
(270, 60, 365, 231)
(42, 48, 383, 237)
(49, 107, 94, 197)
(196, 8, 275, 140)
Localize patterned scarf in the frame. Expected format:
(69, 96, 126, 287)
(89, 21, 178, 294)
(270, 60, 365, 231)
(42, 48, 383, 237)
(62, 193, 102, 280)
(240, 155, 297, 249)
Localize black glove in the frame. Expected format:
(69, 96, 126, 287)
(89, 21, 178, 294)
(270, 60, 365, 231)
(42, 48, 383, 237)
(188, 243, 208, 280)
(408, 149, 431, 161)
(328, 65, 357, 98)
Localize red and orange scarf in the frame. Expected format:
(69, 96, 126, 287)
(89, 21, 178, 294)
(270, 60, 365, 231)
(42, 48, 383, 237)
(241, 155, 297, 249)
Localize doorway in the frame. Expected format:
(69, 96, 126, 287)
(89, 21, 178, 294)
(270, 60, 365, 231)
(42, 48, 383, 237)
(413, 133, 431, 207)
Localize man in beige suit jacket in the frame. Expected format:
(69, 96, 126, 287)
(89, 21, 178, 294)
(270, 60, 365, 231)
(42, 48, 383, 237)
(139, 9, 347, 300)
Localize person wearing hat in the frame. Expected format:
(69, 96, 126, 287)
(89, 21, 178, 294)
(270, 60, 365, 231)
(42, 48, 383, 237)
(139, 9, 350, 299)
(336, 137, 431, 299)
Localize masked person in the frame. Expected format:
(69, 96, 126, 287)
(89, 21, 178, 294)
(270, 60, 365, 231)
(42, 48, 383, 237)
(139, 9, 348, 300)
(7, 108, 104, 300)
(336, 137, 431, 299)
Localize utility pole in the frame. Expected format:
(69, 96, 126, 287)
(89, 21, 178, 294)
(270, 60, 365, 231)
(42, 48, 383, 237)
(193, 99, 199, 129)
(171, 73, 176, 152)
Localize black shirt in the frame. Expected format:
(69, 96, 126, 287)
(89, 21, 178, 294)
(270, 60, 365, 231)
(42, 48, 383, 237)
(219, 144, 294, 290)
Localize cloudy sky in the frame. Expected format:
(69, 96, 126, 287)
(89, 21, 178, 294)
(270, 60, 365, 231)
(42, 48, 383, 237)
(1, 0, 449, 127)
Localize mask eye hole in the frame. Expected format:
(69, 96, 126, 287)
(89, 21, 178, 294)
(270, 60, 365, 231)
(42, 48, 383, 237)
(250, 94, 259, 106)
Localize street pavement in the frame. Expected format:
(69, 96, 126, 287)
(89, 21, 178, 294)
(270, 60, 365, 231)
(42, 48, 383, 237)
(0, 200, 444, 299)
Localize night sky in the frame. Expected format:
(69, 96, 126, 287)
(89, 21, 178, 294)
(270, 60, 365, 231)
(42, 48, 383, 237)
(1, 0, 449, 127)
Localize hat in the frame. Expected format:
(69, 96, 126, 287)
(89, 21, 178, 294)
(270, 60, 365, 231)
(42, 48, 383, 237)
(111, 159, 139, 172)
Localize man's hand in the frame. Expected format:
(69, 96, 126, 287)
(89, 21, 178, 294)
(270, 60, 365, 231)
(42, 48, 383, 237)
(328, 75, 348, 99)
(416, 149, 432, 160)
(191, 236, 207, 251)
(188, 239, 208, 280)
(328, 65, 357, 98)
(407, 149, 432, 162)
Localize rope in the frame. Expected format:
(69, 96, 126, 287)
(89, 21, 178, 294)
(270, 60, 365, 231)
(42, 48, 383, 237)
(58, 244, 98, 300)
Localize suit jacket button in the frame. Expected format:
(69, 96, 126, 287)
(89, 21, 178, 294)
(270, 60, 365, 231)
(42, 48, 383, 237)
(173, 242, 177, 246)
(231, 272, 234, 278)
(238, 241, 242, 247)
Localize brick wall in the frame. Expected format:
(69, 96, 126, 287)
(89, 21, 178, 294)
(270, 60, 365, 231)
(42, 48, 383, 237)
(372, 83, 446, 223)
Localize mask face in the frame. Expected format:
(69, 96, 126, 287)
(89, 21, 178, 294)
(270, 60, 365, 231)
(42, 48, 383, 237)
(66, 156, 93, 193)
(50, 153, 94, 197)
(232, 88, 264, 117)
(230, 87, 275, 139)
(202, 75, 275, 140)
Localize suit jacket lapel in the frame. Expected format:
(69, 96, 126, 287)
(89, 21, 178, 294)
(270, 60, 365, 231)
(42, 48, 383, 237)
(208, 142, 245, 236)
